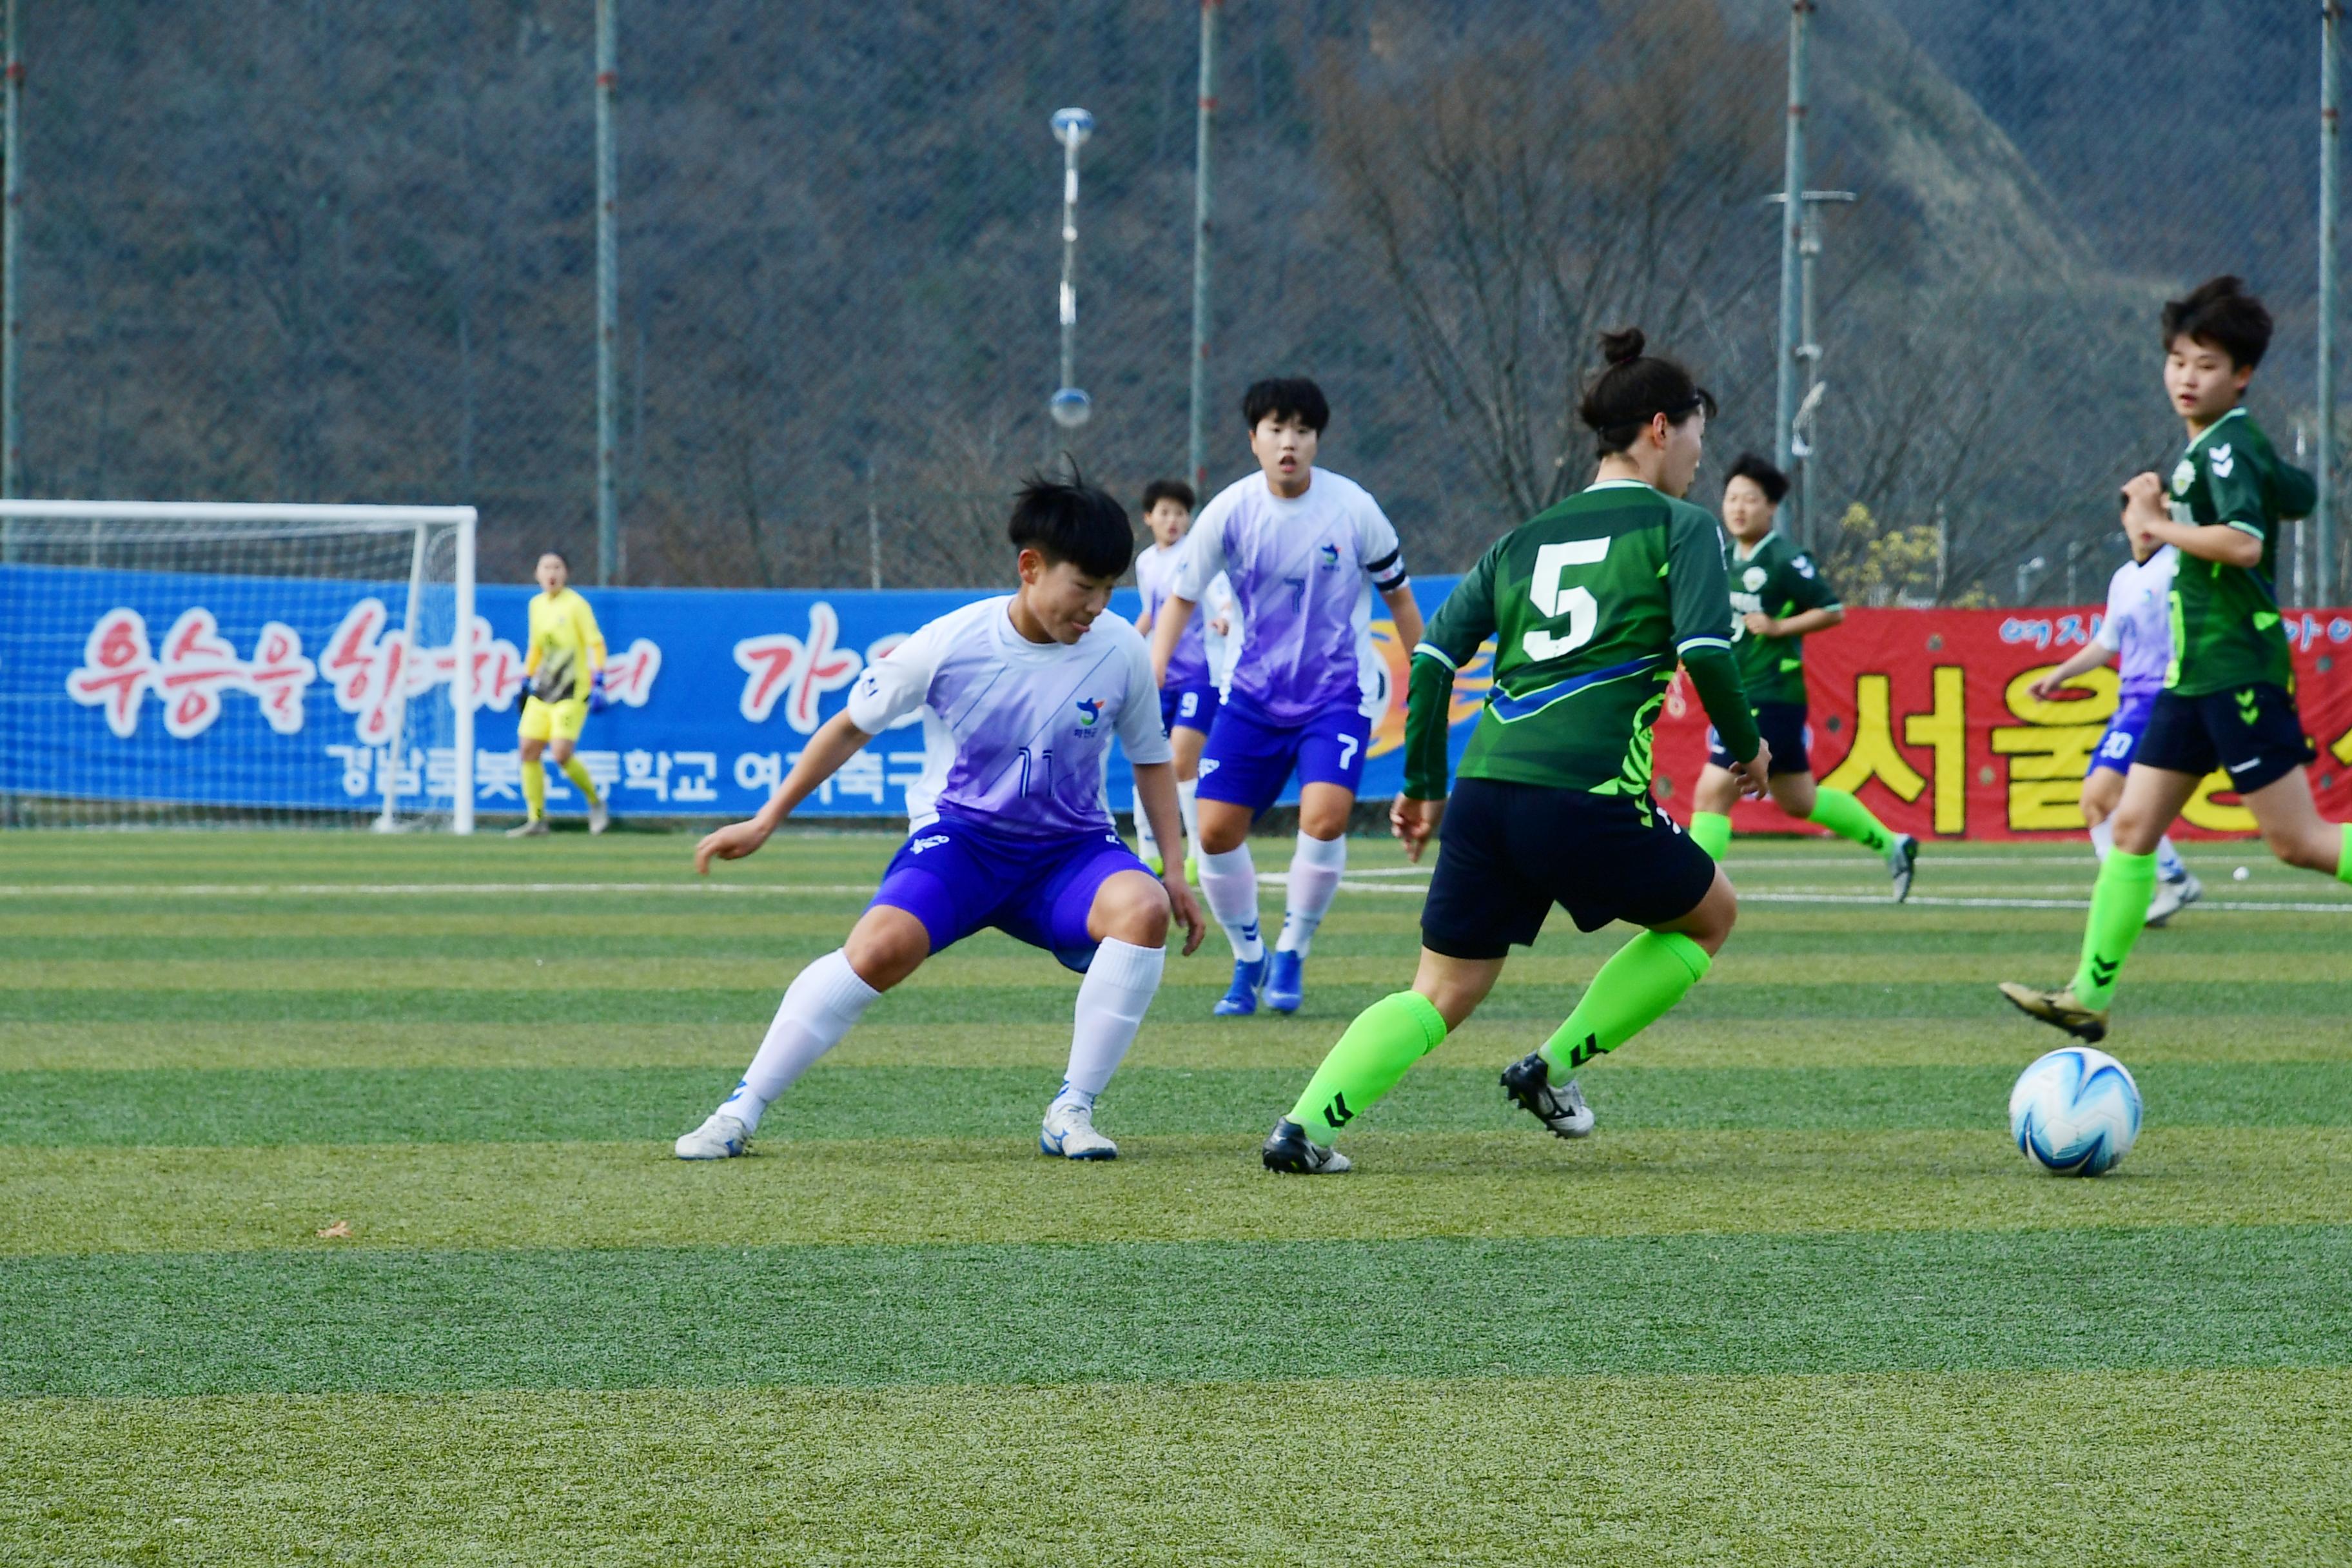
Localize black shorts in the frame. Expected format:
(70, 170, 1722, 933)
(1707, 700, 1812, 777)
(2136, 683, 2315, 794)
(1420, 777, 1720, 961)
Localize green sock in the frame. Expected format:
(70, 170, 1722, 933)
(2069, 848, 2157, 1009)
(1539, 931, 1712, 1072)
(520, 760, 547, 821)
(2338, 825, 2352, 885)
(1689, 811, 1731, 860)
(1287, 990, 1447, 1139)
(1808, 786, 1894, 857)
(560, 757, 601, 806)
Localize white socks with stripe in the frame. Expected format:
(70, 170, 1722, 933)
(1133, 779, 1204, 867)
(720, 948, 880, 1132)
(1052, 937, 1166, 1112)
(2090, 819, 2190, 881)
(1199, 844, 1264, 961)
(1277, 831, 1348, 957)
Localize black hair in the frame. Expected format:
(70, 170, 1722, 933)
(2162, 275, 2272, 370)
(1241, 377, 1330, 434)
(1725, 453, 1789, 507)
(1008, 467, 1134, 580)
(1140, 478, 1197, 514)
(1578, 328, 1716, 458)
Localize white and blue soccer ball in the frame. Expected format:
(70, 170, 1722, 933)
(2009, 1046, 2142, 1176)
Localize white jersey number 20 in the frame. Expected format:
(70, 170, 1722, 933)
(1523, 537, 1611, 661)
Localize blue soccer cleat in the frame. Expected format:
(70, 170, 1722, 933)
(1264, 950, 1304, 1013)
(1215, 956, 1269, 1016)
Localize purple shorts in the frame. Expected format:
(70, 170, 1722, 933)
(1161, 678, 1222, 737)
(871, 812, 1150, 974)
(2088, 689, 2159, 778)
(1195, 696, 1372, 818)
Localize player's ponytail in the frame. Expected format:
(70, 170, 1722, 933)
(1579, 327, 1716, 458)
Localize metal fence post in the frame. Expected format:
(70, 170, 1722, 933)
(595, 0, 620, 585)
(1772, 0, 1812, 524)
(3, 0, 22, 516)
(2321, 0, 2340, 602)
(1188, 0, 1220, 495)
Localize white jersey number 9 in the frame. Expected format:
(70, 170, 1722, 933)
(1522, 537, 1610, 661)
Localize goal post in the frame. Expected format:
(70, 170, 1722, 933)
(0, 500, 481, 831)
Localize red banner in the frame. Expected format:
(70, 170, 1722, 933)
(1647, 607, 2352, 841)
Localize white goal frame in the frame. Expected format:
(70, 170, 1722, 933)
(0, 499, 480, 832)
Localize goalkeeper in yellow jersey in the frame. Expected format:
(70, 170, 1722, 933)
(508, 550, 611, 837)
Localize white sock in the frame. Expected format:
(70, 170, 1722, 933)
(1177, 778, 1201, 860)
(1133, 786, 1159, 863)
(718, 949, 880, 1132)
(2156, 835, 2188, 881)
(1052, 937, 1166, 1110)
(1276, 830, 1348, 956)
(2089, 819, 2114, 861)
(1198, 843, 1264, 961)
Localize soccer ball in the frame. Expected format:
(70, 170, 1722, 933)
(2009, 1046, 2141, 1176)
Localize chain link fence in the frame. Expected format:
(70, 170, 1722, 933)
(10, 0, 2338, 602)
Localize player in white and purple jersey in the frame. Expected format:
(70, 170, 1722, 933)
(674, 474, 1205, 1162)
(1149, 378, 1424, 1016)
(2029, 516, 2200, 924)
(1130, 478, 1235, 879)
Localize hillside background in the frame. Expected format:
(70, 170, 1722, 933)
(13, 0, 2333, 601)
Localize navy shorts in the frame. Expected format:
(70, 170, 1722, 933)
(1161, 678, 1222, 738)
(2086, 689, 2159, 779)
(1196, 698, 1371, 818)
(870, 812, 1152, 973)
(1707, 700, 1812, 777)
(2136, 683, 2316, 795)
(1420, 778, 1718, 960)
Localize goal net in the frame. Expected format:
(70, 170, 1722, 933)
(0, 502, 482, 831)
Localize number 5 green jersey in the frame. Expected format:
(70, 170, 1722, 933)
(1404, 478, 1760, 800)
(2163, 407, 2317, 696)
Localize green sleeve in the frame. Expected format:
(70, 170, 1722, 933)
(2206, 444, 2273, 538)
(1785, 551, 1841, 614)
(1666, 504, 1737, 657)
(2275, 461, 2318, 523)
(1683, 645, 1759, 765)
(1402, 549, 1499, 799)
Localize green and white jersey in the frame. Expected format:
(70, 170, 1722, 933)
(2163, 407, 2317, 696)
(1410, 479, 1738, 796)
(1726, 531, 1840, 707)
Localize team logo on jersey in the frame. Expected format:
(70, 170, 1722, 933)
(1073, 696, 1104, 727)
(2209, 444, 2235, 479)
(908, 834, 950, 854)
(1318, 542, 1340, 569)
(1742, 565, 1767, 592)
(2172, 458, 2196, 495)
(1793, 556, 1816, 579)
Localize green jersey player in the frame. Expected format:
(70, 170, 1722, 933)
(2003, 276, 2349, 1041)
(1262, 328, 1772, 1173)
(1687, 452, 1918, 897)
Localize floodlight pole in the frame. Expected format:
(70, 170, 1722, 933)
(594, 0, 620, 585)
(2320, 0, 2340, 602)
(1766, 188, 1853, 549)
(1772, 0, 1812, 535)
(1048, 108, 1095, 437)
(3, 0, 21, 529)
(1188, 0, 1221, 494)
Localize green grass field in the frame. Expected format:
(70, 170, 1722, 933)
(5, 828, 2350, 1565)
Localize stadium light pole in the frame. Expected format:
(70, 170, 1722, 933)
(594, 0, 620, 585)
(1048, 108, 1095, 438)
(1767, 187, 1852, 549)
(2320, 0, 2340, 603)
(1188, 0, 1221, 495)
(1771, 0, 1812, 534)
(3, 0, 21, 519)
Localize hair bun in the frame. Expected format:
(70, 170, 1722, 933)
(1599, 327, 1645, 366)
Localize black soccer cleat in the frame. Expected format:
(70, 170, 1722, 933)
(1260, 1116, 1352, 1174)
(1888, 834, 1920, 903)
(1500, 1052, 1595, 1139)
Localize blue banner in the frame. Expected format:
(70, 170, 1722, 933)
(3, 562, 1475, 819)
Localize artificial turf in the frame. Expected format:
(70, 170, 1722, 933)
(5, 830, 2349, 1564)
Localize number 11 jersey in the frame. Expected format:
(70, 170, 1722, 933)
(1412, 478, 1735, 797)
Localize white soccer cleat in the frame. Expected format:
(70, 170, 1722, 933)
(1039, 1100, 1119, 1161)
(589, 798, 611, 836)
(2145, 871, 2202, 928)
(505, 818, 549, 838)
(674, 1112, 750, 1160)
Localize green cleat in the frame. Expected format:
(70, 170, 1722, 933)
(1996, 981, 2108, 1043)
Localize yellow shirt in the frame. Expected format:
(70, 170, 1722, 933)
(525, 587, 606, 703)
